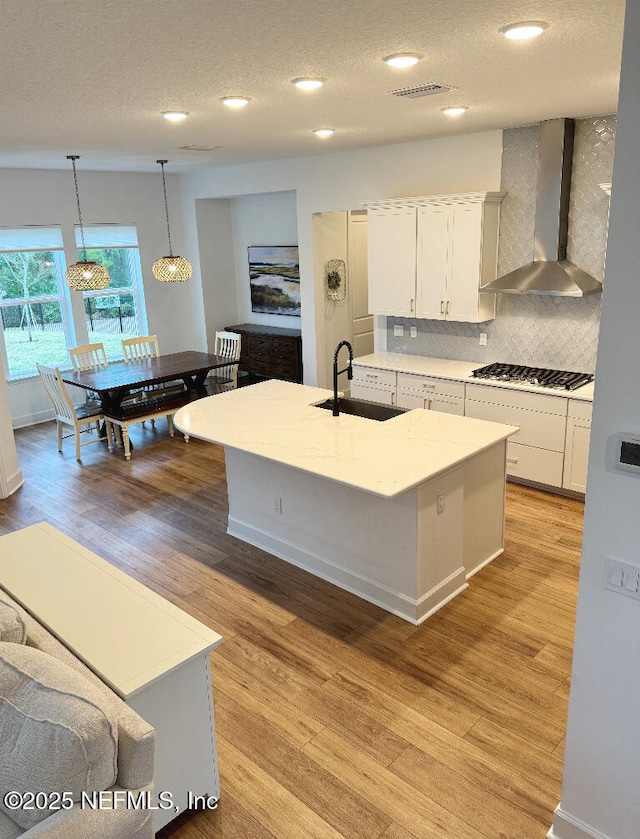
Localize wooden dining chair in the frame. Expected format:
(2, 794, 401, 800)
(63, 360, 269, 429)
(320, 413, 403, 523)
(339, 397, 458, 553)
(122, 335, 160, 361)
(208, 331, 241, 393)
(36, 363, 113, 462)
(69, 342, 108, 371)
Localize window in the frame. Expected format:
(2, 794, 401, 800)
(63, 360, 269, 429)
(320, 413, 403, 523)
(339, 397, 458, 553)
(77, 225, 148, 361)
(0, 227, 73, 379)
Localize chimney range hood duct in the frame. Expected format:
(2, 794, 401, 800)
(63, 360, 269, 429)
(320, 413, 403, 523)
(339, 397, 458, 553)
(481, 118, 602, 296)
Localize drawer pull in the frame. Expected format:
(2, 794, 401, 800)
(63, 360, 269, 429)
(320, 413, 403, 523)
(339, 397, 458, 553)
(507, 457, 519, 464)
(422, 383, 435, 389)
(366, 373, 379, 379)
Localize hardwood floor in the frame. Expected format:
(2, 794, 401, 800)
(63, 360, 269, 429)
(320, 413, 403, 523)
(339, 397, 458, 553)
(2, 421, 584, 839)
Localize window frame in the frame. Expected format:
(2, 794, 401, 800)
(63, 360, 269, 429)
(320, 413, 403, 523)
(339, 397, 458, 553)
(0, 238, 76, 381)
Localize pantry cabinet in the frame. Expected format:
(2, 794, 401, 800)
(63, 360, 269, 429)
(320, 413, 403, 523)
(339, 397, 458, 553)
(364, 193, 504, 322)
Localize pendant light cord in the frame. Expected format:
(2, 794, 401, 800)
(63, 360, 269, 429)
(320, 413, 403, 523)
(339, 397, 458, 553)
(68, 155, 87, 263)
(158, 160, 174, 257)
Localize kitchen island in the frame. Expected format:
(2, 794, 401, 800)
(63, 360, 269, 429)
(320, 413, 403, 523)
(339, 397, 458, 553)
(174, 380, 516, 624)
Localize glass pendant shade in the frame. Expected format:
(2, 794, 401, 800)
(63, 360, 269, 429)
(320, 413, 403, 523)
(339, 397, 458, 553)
(65, 155, 111, 291)
(65, 261, 110, 291)
(152, 255, 193, 282)
(154, 160, 192, 282)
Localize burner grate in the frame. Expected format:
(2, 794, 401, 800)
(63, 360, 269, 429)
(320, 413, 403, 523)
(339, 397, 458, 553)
(471, 363, 593, 391)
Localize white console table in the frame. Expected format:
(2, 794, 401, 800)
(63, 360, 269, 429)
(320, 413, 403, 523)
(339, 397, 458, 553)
(0, 522, 223, 832)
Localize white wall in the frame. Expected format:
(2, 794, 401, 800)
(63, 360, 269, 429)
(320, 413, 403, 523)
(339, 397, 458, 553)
(549, 1, 640, 837)
(0, 168, 192, 427)
(181, 130, 504, 387)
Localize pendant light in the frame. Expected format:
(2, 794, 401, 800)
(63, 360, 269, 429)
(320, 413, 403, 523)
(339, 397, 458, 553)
(65, 155, 110, 291)
(152, 160, 192, 282)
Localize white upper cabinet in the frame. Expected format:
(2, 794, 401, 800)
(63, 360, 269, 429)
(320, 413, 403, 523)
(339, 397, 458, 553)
(366, 205, 416, 317)
(365, 193, 504, 323)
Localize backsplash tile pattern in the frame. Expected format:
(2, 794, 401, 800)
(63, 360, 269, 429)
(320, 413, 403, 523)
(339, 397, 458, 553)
(387, 116, 616, 373)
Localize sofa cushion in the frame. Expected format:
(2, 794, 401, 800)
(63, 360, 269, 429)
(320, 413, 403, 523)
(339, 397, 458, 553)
(0, 598, 26, 645)
(0, 643, 118, 830)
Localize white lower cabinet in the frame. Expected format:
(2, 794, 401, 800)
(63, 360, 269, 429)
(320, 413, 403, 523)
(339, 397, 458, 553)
(465, 383, 569, 488)
(563, 400, 592, 492)
(396, 372, 465, 415)
(350, 366, 397, 405)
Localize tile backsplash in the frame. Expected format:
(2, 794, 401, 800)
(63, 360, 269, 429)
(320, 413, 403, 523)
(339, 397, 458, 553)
(386, 116, 616, 373)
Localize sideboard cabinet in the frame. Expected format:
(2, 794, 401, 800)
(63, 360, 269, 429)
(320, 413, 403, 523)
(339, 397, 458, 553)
(225, 323, 303, 384)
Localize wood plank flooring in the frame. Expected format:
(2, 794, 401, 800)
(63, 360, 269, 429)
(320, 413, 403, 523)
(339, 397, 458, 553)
(1, 420, 584, 839)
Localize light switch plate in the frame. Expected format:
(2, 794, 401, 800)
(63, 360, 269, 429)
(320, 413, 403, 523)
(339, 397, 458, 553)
(410, 326, 417, 338)
(479, 333, 488, 346)
(604, 557, 640, 600)
(394, 324, 404, 337)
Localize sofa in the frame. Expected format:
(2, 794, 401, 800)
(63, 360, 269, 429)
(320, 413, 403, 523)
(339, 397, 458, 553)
(0, 591, 155, 839)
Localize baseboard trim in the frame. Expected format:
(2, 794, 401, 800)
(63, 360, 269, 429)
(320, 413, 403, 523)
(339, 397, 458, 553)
(227, 515, 467, 624)
(547, 806, 613, 839)
(12, 408, 54, 429)
(466, 547, 503, 579)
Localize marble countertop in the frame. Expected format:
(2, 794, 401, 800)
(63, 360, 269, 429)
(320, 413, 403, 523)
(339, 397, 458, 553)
(353, 353, 595, 401)
(174, 379, 516, 499)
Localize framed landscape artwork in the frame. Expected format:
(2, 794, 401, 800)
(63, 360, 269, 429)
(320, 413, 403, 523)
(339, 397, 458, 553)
(248, 245, 300, 316)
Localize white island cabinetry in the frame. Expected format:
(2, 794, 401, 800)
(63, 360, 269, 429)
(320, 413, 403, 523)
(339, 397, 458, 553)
(365, 193, 503, 322)
(175, 380, 515, 624)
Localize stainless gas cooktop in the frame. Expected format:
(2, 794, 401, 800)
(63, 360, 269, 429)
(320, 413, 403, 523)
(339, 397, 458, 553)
(471, 363, 594, 391)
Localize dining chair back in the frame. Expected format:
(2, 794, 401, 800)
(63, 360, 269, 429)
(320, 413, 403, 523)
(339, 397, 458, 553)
(36, 363, 112, 461)
(210, 330, 241, 391)
(69, 342, 108, 371)
(122, 335, 160, 361)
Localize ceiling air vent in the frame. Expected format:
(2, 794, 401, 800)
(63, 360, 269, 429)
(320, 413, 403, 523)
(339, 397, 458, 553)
(179, 144, 222, 152)
(388, 82, 456, 99)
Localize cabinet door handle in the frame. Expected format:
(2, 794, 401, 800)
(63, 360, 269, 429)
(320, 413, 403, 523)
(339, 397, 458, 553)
(391, 391, 396, 406)
(446, 300, 451, 315)
(423, 398, 428, 410)
(410, 298, 415, 312)
(440, 300, 445, 314)
(507, 457, 519, 464)
(428, 398, 432, 410)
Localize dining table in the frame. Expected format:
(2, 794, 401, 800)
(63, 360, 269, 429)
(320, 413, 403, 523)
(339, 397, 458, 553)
(61, 351, 237, 416)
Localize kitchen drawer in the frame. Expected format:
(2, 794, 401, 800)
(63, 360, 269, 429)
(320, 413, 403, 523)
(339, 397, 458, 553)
(351, 366, 397, 388)
(397, 372, 465, 398)
(271, 337, 296, 354)
(465, 382, 568, 416)
(506, 441, 564, 486)
(464, 397, 567, 451)
(397, 388, 464, 415)
(568, 399, 592, 421)
(350, 379, 397, 405)
(271, 363, 297, 380)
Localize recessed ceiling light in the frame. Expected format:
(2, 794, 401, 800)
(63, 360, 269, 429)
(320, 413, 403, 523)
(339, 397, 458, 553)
(441, 106, 468, 116)
(161, 111, 189, 122)
(383, 53, 423, 68)
(313, 128, 335, 138)
(220, 96, 251, 108)
(499, 21, 548, 40)
(291, 77, 325, 90)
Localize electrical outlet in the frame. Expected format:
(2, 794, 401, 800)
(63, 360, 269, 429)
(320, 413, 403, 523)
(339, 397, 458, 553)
(437, 493, 446, 515)
(410, 326, 417, 338)
(394, 324, 404, 337)
(479, 333, 488, 346)
(604, 557, 640, 600)
(273, 496, 283, 514)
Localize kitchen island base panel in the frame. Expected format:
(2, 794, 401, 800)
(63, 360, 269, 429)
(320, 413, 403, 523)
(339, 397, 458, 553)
(224, 448, 479, 624)
(462, 444, 508, 578)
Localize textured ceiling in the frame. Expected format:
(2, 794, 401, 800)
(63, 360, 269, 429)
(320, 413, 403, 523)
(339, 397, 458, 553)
(0, 0, 625, 172)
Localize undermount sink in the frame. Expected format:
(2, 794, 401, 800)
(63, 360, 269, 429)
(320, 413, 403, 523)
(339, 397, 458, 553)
(313, 397, 408, 421)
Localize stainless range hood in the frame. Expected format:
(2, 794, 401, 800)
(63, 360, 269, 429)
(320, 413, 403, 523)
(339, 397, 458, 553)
(481, 118, 602, 296)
